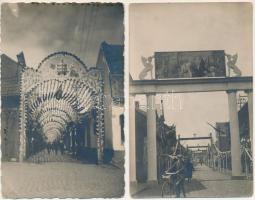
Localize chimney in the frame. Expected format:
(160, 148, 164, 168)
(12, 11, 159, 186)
(17, 51, 26, 68)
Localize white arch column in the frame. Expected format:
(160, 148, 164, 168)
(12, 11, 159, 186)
(227, 90, 243, 179)
(146, 94, 157, 182)
(129, 94, 137, 183)
(19, 91, 27, 162)
(245, 89, 253, 153)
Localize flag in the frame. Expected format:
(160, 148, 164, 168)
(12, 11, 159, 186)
(17, 52, 26, 67)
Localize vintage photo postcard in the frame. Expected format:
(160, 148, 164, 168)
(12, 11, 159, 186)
(129, 2, 253, 198)
(1, 3, 124, 198)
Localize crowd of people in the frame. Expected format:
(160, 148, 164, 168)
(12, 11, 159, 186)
(29, 140, 71, 163)
(46, 140, 65, 156)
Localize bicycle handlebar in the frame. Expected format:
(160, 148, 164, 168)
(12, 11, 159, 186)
(165, 172, 178, 175)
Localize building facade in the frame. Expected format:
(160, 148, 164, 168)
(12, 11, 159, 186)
(1, 54, 22, 161)
(96, 41, 124, 162)
(215, 122, 231, 152)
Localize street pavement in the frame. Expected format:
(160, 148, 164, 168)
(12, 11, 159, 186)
(133, 165, 253, 198)
(1, 161, 124, 198)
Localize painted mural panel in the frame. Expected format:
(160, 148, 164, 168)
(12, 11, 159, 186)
(155, 50, 226, 79)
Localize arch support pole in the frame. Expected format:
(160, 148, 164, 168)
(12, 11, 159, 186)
(227, 90, 243, 179)
(146, 94, 157, 183)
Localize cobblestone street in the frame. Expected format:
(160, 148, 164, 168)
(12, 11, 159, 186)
(133, 165, 253, 198)
(1, 162, 124, 198)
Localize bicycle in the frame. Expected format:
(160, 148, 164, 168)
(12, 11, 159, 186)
(161, 171, 178, 197)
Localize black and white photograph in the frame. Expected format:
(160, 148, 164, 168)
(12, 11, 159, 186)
(1, 1, 254, 199)
(1, 3, 124, 198)
(129, 2, 253, 198)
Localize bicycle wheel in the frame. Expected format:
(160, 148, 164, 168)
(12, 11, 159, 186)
(161, 180, 170, 197)
(169, 182, 176, 197)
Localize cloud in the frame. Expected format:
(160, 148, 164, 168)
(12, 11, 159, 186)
(1, 3, 124, 68)
(7, 3, 19, 17)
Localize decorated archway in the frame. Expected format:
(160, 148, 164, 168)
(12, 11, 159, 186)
(19, 52, 105, 163)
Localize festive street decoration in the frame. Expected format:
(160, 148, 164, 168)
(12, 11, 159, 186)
(19, 51, 105, 163)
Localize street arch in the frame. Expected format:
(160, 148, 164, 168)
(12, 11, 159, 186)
(130, 76, 253, 182)
(19, 51, 105, 163)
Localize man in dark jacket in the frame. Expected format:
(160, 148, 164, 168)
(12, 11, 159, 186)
(185, 158, 194, 183)
(175, 155, 186, 198)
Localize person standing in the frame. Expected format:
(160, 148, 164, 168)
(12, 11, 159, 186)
(199, 158, 203, 166)
(175, 155, 186, 198)
(185, 158, 194, 183)
(54, 141, 58, 156)
(60, 140, 64, 155)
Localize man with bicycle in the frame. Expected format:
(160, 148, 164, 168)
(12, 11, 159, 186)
(161, 154, 187, 198)
(174, 155, 186, 198)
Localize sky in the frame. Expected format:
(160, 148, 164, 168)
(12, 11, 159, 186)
(129, 3, 253, 147)
(1, 3, 124, 68)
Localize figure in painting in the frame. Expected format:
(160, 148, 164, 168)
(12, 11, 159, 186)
(198, 58, 208, 77)
(190, 56, 208, 77)
(139, 56, 154, 80)
(225, 53, 242, 77)
(180, 62, 192, 78)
